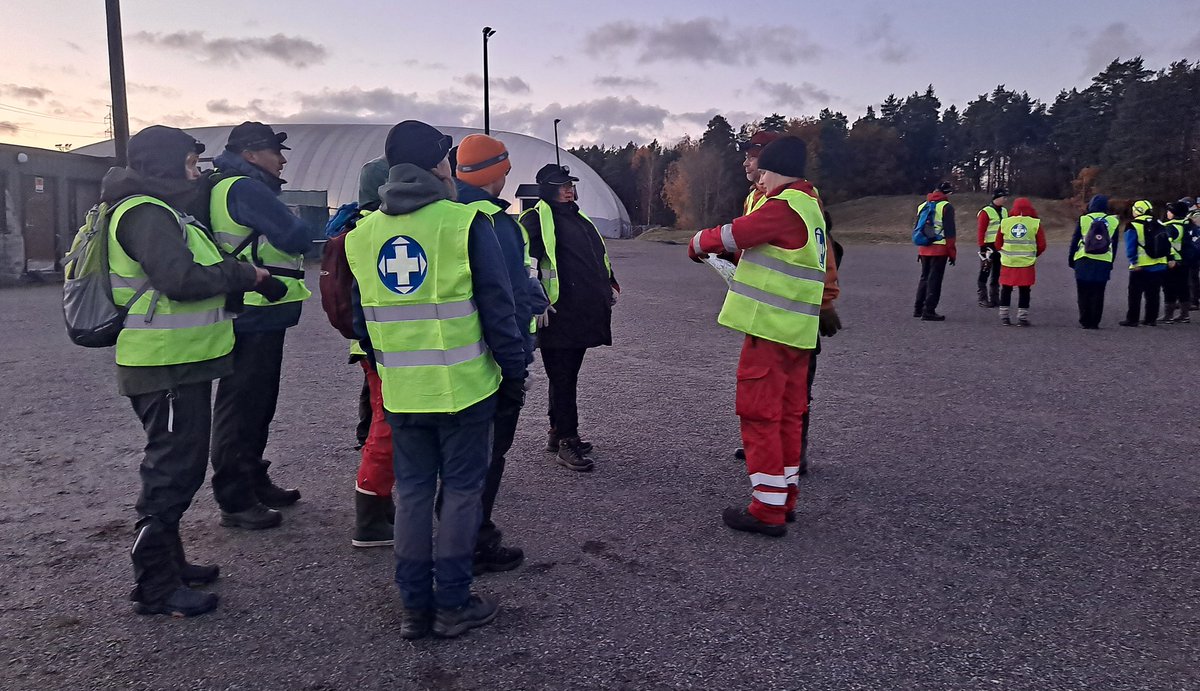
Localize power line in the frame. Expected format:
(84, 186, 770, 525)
(0, 101, 104, 124)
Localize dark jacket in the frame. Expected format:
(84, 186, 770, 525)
(351, 164, 526, 424)
(102, 166, 259, 397)
(1069, 194, 1118, 284)
(521, 200, 618, 350)
(204, 150, 313, 333)
(456, 180, 548, 363)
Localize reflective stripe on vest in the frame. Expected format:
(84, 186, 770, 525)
(345, 200, 501, 414)
(717, 187, 826, 350)
(1131, 218, 1168, 269)
(980, 205, 1007, 244)
(466, 199, 537, 335)
(1074, 213, 1119, 263)
(1165, 219, 1186, 261)
(209, 175, 312, 307)
(107, 196, 234, 367)
(520, 200, 612, 306)
(999, 216, 1040, 268)
(917, 200, 949, 245)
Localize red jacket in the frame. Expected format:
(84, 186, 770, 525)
(994, 198, 1046, 287)
(690, 180, 838, 308)
(918, 191, 957, 260)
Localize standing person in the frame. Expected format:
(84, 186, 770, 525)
(102, 126, 280, 616)
(993, 198, 1046, 326)
(454, 134, 549, 572)
(741, 131, 782, 215)
(976, 188, 1008, 307)
(913, 182, 957, 321)
(519, 164, 619, 472)
(688, 136, 841, 537)
(1069, 195, 1120, 329)
(1162, 201, 1192, 324)
(206, 122, 312, 530)
(346, 120, 526, 639)
(1120, 200, 1168, 327)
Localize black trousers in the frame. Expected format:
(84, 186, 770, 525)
(1188, 263, 1200, 306)
(129, 381, 213, 602)
(1127, 270, 1164, 323)
(1000, 285, 1031, 309)
(478, 393, 522, 549)
(977, 246, 1000, 298)
(355, 370, 371, 448)
(542, 347, 588, 439)
(210, 329, 287, 512)
(1163, 265, 1191, 305)
(1075, 281, 1107, 328)
(914, 256, 948, 314)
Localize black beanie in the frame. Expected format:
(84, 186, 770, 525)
(1167, 201, 1190, 218)
(384, 120, 452, 169)
(756, 136, 807, 178)
(127, 125, 204, 180)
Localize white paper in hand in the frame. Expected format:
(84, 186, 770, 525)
(701, 255, 736, 286)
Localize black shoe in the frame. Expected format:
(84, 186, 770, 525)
(474, 542, 524, 575)
(219, 503, 282, 530)
(733, 447, 746, 460)
(1001, 317, 1012, 326)
(913, 309, 923, 318)
(400, 608, 434, 640)
(352, 491, 394, 548)
(921, 312, 946, 321)
(133, 586, 219, 618)
(255, 478, 301, 508)
(433, 594, 499, 638)
(978, 298, 990, 308)
(1018, 318, 1031, 327)
(721, 507, 786, 537)
(557, 439, 594, 472)
(1119, 320, 1138, 327)
(1142, 320, 1158, 327)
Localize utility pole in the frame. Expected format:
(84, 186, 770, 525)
(105, 0, 130, 166)
(553, 118, 561, 166)
(482, 27, 496, 134)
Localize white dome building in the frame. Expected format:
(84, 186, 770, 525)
(77, 124, 632, 238)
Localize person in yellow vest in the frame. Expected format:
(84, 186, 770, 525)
(1068, 194, 1120, 329)
(993, 198, 1046, 326)
(205, 122, 313, 530)
(1120, 200, 1169, 327)
(1162, 201, 1192, 324)
(740, 131, 783, 216)
(346, 120, 527, 639)
(519, 164, 620, 472)
(975, 188, 1008, 307)
(688, 136, 841, 537)
(103, 126, 278, 616)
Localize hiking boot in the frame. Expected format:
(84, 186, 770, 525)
(733, 447, 745, 460)
(474, 542, 525, 575)
(352, 491, 394, 548)
(433, 594, 499, 638)
(920, 312, 946, 322)
(400, 608, 434, 640)
(556, 439, 594, 472)
(133, 586, 219, 618)
(219, 503, 282, 530)
(1119, 319, 1139, 327)
(255, 478, 301, 508)
(547, 429, 592, 454)
(721, 507, 786, 537)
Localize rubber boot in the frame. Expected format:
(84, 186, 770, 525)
(1018, 308, 1031, 327)
(999, 306, 1011, 326)
(352, 489, 394, 548)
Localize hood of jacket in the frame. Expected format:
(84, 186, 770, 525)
(455, 180, 511, 212)
(213, 150, 286, 193)
(379, 164, 454, 216)
(926, 191, 949, 203)
(1011, 197, 1038, 218)
(99, 166, 198, 211)
(1087, 194, 1109, 214)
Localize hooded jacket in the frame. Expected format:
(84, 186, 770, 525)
(350, 164, 526, 423)
(101, 166, 259, 396)
(1068, 194, 1118, 283)
(917, 190, 956, 260)
(993, 197, 1045, 287)
(201, 150, 314, 333)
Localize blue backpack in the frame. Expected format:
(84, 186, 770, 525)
(911, 202, 942, 246)
(324, 202, 363, 239)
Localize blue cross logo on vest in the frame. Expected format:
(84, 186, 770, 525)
(377, 235, 428, 295)
(1011, 223, 1029, 238)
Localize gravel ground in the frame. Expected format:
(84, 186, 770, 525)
(1, 240, 1198, 690)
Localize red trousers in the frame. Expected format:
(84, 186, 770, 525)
(356, 361, 394, 497)
(736, 336, 811, 525)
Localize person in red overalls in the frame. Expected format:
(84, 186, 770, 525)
(688, 136, 841, 537)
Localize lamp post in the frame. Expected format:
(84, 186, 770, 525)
(105, 0, 130, 166)
(483, 26, 496, 134)
(553, 118, 562, 166)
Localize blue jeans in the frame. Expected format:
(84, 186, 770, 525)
(387, 410, 492, 610)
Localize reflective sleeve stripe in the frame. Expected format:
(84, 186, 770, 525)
(213, 231, 244, 249)
(122, 308, 226, 329)
(374, 340, 488, 368)
(690, 231, 703, 256)
(363, 300, 476, 323)
(741, 253, 826, 282)
(720, 224, 737, 253)
(751, 490, 788, 506)
(728, 282, 822, 317)
(110, 274, 148, 291)
(749, 472, 788, 489)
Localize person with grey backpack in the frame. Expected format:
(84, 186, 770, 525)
(1068, 194, 1120, 329)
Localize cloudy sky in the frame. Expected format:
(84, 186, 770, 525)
(2, 0, 1198, 151)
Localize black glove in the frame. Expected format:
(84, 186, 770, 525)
(254, 275, 289, 302)
(498, 377, 526, 407)
(818, 307, 842, 338)
(224, 291, 245, 314)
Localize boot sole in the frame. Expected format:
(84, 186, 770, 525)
(556, 458, 594, 472)
(433, 608, 498, 638)
(133, 598, 219, 618)
(351, 538, 394, 548)
(474, 555, 525, 575)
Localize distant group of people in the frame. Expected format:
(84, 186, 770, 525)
(912, 184, 1200, 328)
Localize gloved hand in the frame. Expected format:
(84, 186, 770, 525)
(536, 305, 556, 329)
(977, 248, 989, 262)
(818, 307, 842, 337)
(255, 275, 289, 302)
(498, 377, 526, 406)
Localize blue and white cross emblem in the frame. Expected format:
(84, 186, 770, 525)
(1011, 223, 1028, 238)
(377, 235, 428, 295)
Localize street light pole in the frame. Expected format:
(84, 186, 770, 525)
(482, 27, 496, 134)
(105, 0, 130, 166)
(553, 118, 561, 166)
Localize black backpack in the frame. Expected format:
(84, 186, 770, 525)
(1139, 219, 1171, 259)
(1082, 215, 1112, 255)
